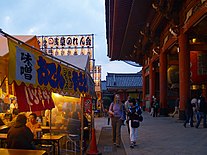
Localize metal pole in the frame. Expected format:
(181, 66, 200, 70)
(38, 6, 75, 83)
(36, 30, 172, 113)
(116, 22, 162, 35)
(50, 109, 52, 135)
(80, 94, 84, 155)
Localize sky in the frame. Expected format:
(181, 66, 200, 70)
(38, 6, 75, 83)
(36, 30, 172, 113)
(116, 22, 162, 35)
(0, 0, 141, 80)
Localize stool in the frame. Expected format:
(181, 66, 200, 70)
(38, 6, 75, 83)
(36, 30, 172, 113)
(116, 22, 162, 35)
(66, 134, 80, 155)
(40, 144, 53, 155)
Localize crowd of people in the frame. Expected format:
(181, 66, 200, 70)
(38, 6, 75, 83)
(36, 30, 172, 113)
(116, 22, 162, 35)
(0, 97, 90, 151)
(168, 91, 207, 129)
(183, 92, 207, 128)
(106, 91, 207, 149)
(1, 91, 206, 151)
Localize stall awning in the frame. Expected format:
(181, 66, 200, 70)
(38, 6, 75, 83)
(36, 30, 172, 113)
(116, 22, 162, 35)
(1, 31, 95, 112)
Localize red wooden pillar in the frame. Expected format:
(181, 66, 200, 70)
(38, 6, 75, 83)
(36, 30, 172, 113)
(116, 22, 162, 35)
(159, 51, 168, 116)
(149, 62, 155, 105)
(178, 31, 190, 120)
(142, 69, 147, 110)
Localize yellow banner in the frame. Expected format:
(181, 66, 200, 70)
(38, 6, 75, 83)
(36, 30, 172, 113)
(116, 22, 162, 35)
(8, 38, 88, 95)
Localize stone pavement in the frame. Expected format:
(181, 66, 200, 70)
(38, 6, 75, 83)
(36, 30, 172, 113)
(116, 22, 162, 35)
(94, 112, 207, 155)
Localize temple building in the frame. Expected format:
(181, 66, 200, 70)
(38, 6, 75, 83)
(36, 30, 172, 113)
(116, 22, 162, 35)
(101, 72, 142, 108)
(105, 0, 207, 119)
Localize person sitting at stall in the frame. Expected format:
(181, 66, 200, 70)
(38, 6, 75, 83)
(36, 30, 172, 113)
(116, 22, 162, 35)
(3, 109, 19, 127)
(9, 98, 18, 115)
(0, 98, 4, 113)
(0, 116, 5, 126)
(67, 111, 81, 135)
(7, 113, 34, 149)
(45, 105, 65, 129)
(26, 113, 41, 137)
(0, 98, 9, 113)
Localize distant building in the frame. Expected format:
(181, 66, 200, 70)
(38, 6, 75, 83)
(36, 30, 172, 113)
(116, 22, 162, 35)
(94, 65, 102, 103)
(101, 72, 143, 105)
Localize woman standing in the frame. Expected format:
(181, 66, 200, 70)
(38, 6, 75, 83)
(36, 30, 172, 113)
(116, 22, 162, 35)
(108, 94, 125, 147)
(128, 98, 142, 148)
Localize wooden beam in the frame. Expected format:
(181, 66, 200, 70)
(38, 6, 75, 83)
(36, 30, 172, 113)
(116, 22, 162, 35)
(189, 43, 207, 51)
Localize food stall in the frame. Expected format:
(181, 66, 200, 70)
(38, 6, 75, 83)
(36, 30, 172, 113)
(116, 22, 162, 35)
(0, 30, 95, 154)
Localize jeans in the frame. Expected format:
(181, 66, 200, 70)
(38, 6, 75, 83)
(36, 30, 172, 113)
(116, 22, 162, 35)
(195, 111, 207, 128)
(129, 120, 138, 143)
(184, 112, 194, 127)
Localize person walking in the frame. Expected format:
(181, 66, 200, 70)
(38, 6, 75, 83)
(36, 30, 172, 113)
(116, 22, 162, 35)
(124, 96, 131, 133)
(195, 92, 207, 128)
(153, 98, 159, 117)
(150, 97, 154, 116)
(128, 98, 142, 148)
(108, 94, 125, 147)
(184, 98, 194, 128)
(172, 97, 179, 117)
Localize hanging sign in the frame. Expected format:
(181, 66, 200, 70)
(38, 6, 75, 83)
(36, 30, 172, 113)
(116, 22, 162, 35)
(83, 97, 92, 114)
(37, 35, 93, 58)
(14, 82, 55, 112)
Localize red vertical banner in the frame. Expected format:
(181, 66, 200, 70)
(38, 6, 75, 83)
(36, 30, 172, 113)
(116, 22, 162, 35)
(14, 82, 55, 112)
(83, 97, 92, 114)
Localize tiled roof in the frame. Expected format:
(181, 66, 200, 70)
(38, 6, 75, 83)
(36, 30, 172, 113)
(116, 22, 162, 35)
(106, 72, 142, 89)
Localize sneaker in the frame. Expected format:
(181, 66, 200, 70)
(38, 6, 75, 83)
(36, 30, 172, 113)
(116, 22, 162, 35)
(130, 144, 134, 148)
(116, 144, 120, 147)
(133, 142, 137, 146)
(113, 143, 116, 145)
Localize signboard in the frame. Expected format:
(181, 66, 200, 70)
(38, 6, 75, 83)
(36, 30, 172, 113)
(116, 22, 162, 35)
(8, 38, 88, 95)
(83, 97, 92, 114)
(37, 34, 95, 82)
(37, 35, 94, 59)
(92, 98, 97, 110)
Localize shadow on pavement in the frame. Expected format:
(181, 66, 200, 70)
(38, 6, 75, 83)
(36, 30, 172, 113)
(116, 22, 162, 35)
(98, 127, 126, 155)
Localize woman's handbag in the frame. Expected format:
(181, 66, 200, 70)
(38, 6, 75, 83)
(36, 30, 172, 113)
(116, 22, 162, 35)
(138, 115, 143, 122)
(131, 120, 140, 128)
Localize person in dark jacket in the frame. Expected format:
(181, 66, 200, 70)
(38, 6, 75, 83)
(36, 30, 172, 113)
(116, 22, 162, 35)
(183, 98, 194, 128)
(7, 113, 34, 149)
(128, 98, 142, 148)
